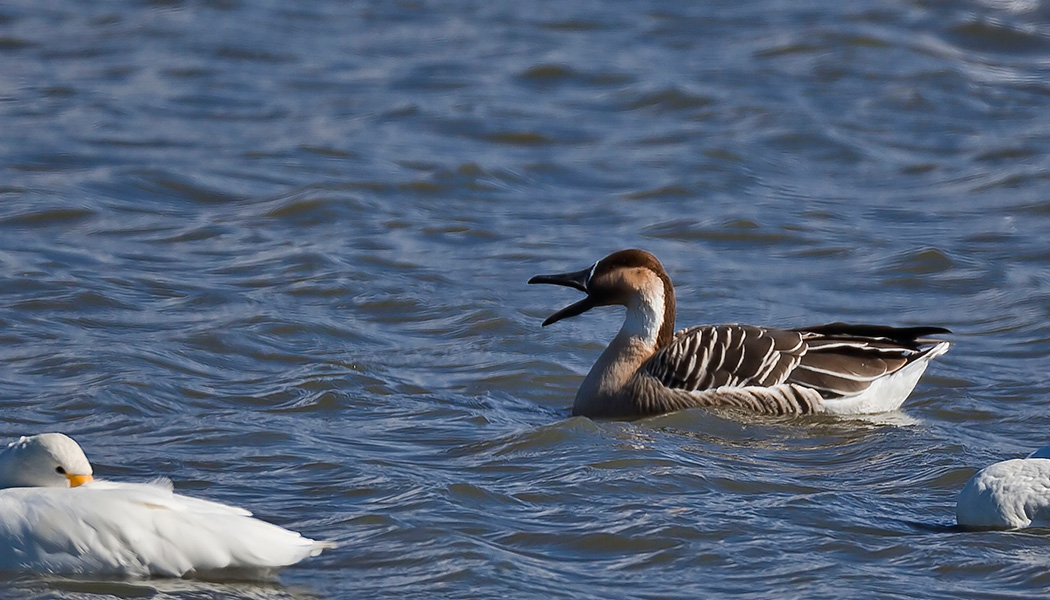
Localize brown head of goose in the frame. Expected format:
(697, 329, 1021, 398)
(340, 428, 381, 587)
(529, 249, 950, 418)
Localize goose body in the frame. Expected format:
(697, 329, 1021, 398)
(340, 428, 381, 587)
(957, 445, 1050, 529)
(0, 434, 330, 578)
(529, 249, 950, 418)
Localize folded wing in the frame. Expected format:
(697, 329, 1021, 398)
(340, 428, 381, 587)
(644, 324, 805, 390)
(0, 481, 330, 578)
(643, 322, 950, 400)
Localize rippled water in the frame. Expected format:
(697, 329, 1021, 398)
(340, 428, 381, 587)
(3, 0, 1050, 597)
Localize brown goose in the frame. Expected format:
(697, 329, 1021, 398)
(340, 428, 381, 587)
(529, 249, 950, 418)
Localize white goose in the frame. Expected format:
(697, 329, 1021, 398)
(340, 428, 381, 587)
(529, 249, 950, 418)
(957, 445, 1050, 529)
(0, 433, 331, 578)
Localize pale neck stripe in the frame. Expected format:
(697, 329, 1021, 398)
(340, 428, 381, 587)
(586, 260, 598, 289)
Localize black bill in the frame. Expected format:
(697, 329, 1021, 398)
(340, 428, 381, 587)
(528, 266, 595, 326)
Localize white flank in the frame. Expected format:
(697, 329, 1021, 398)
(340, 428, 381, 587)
(0, 481, 330, 577)
(819, 340, 949, 415)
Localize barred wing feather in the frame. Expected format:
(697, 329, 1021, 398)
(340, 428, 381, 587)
(644, 322, 950, 400)
(788, 323, 950, 398)
(643, 325, 806, 391)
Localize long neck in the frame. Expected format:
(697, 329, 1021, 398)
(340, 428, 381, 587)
(573, 274, 676, 414)
(653, 269, 675, 349)
(621, 284, 668, 348)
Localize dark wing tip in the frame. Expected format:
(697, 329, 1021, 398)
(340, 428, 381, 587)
(795, 322, 951, 340)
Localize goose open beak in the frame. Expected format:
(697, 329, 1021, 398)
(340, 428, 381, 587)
(529, 266, 596, 326)
(66, 473, 93, 487)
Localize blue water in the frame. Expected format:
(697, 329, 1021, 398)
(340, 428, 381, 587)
(3, 0, 1050, 597)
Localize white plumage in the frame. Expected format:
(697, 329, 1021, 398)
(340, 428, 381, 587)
(817, 339, 950, 415)
(0, 433, 331, 578)
(956, 445, 1050, 530)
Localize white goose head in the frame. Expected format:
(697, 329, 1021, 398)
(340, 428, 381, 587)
(529, 249, 677, 348)
(0, 433, 94, 489)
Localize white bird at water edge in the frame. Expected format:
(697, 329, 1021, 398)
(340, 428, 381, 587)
(0, 433, 332, 578)
(957, 444, 1050, 530)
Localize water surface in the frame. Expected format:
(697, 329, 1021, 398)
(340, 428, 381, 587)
(2, 0, 1050, 598)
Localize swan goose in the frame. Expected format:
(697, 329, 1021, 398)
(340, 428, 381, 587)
(529, 249, 950, 418)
